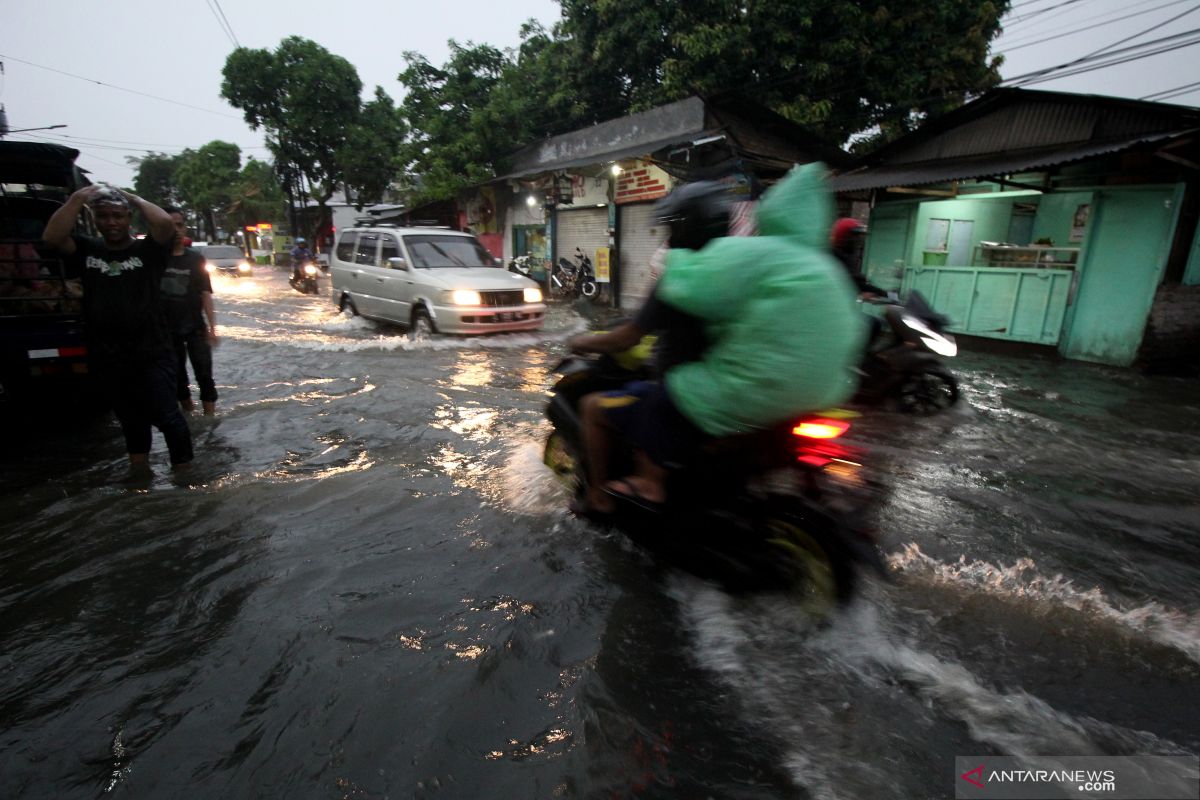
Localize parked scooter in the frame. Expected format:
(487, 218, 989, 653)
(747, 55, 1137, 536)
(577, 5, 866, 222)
(508, 255, 533, 277)
(854, 291, 960, 413)
(289, 259, 320, 295)
(551, 248, 599, 300)
(544, 352, 888, 602)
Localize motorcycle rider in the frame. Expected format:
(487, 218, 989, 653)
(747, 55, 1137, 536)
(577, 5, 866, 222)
(831, 218, 883, 297)
(290, 237, 312, 283)
(571, 164, 866, 515)
(568, 182, 725, 514)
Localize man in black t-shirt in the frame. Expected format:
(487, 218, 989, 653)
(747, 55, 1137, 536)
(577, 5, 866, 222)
(43, 185, 193, 468)
(162, 208, 218, 415)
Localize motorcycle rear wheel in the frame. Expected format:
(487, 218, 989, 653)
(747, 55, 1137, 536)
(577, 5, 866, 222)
(580, 280, 599, 300)
(759, 502, 856, 606)
(896, 367, 959, 414)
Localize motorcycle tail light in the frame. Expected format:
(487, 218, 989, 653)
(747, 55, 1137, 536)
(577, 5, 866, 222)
(792, 418, 850, 440)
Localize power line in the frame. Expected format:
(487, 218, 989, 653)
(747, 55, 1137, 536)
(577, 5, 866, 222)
(1008, 33, 1200, 86)
(1001, 0, 1194, 51)
(205, 0, 241, 49)
(1075, 3, 1200, 62)
(1001, 27, 1200, 86)
(1141, 79, 1200, 99)
(0, 53, 242, 120)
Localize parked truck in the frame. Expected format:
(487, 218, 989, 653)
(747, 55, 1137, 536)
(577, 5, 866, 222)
(0, 142, 93, 406)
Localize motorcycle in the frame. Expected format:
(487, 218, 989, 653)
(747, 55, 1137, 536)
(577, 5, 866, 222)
(508, 255, 533, 277)
(544, 352, 888, 603)
(855, 291, 960, 414)
(551, 248, 599, 300)
(289, 259, 320, 295)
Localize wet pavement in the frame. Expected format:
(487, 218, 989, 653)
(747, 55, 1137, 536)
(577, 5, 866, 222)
(1, 268, 1197, 799)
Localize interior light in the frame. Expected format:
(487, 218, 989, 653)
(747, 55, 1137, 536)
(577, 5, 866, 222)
(526, 195, 537, 207)
(611, 164, 622, 177)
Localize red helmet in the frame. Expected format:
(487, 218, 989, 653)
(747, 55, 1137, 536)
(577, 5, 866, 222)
(831, 217, 867, 249)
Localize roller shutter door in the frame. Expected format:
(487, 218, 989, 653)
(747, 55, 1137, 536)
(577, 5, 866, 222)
(554, 207, 608, 281)
(618, 202, 668, 309)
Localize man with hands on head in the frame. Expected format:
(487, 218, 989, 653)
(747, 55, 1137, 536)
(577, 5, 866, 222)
(42, 184, 193, 469)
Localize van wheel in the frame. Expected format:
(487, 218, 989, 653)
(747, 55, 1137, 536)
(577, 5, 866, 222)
(339, 294, 358, 316)
(409, 307, 435, 341)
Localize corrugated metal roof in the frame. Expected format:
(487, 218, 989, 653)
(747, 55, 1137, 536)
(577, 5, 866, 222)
(830, 131, 1191, 192)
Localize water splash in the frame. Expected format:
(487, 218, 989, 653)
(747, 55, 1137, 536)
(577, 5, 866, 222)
(890, 543, 1200, 664)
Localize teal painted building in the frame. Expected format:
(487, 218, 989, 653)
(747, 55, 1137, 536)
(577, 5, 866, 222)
(834, 89, 1200, 371)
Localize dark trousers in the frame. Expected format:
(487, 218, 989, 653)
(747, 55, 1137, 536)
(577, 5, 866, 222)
(174, 329, 217, 403)
(97, 349, 194, 464)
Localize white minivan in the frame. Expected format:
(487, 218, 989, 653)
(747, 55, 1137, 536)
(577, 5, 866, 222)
(329, 226, 546, 336)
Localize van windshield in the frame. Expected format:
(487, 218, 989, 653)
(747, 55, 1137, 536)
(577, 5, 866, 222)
(200, 246, 243, 259)
(403, 235, 496, 268)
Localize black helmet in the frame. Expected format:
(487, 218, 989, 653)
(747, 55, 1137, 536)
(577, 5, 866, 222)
(654, 181, 731, 250)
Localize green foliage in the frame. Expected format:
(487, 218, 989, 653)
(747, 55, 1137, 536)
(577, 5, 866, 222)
(340, 87, 407, 207)
(175, 141, 242, 238)
(558, 0, 1010, 145)
(389, 0, 1008, 203)
(396, 41, 513, 202)
(222, 37, 364, 206)
(128, 152, 184, 209)
(230, 158, 287, 227)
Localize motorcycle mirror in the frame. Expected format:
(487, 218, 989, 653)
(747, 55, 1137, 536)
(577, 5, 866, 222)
(387, 257, 408, 271)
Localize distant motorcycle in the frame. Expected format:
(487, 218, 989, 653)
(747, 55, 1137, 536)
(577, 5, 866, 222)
(289, 260, 320, 295)
(854, 291, 960, 414)
(551, 248, 599, 300)
(508, 255, 533, 277)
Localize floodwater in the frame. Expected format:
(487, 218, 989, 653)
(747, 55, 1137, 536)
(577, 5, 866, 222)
(1, 269, 1197, 799)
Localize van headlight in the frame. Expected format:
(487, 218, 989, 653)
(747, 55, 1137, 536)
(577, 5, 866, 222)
(450, 290, 482, 306)
(238, 262, 252, 273)
(204, 261, 215, 273)
(523, 287, 543, 303)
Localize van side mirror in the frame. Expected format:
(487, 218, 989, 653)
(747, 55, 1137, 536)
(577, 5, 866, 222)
(387, 257, 408, 270)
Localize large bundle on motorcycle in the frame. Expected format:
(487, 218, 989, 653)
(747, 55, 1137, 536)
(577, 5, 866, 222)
(657, 163, 868, 436)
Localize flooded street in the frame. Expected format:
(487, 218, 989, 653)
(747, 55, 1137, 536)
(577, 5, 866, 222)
(2, 268, 1198, 799)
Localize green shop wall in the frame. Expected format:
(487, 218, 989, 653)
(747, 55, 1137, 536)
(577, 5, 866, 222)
(1030, 191, 1094, 248)
(1059, 183, 1185, 366)
(863, 203, 915, 291)
(908, 195, 1025, 266)
(1184, 222, 1200, 285)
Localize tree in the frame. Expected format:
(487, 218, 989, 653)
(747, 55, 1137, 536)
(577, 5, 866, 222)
(128, 152, 184, 209)
(175, 141, 242, 241)
(396, 0, 1009, 179)
(222, 37, 363, 240)
(396, 41, 515, 202)
(554, 0, 1010, 145)
(340, 87, 407, 208)
(228, 157, 286, 230)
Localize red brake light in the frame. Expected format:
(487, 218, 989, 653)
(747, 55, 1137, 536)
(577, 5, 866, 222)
(792, 418, 850, 440)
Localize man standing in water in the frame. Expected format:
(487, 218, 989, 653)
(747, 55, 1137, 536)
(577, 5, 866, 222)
(42, 185, 193, 469)
(161, 208, 218, 415)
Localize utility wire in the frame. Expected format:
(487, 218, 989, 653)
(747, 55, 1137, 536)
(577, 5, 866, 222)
(1001, 26, 1200, 85)
(1141, 79, 1200, 99)
(0, 53, 242, 119)
(1001, 0, 1193, 50)
(1075, 3, 1200, 62)
(205, 0, 241, 49)
(1016, 37, 1200, 84)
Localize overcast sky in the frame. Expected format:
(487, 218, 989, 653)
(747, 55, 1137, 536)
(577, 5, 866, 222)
(2, 0, 1197, 188)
